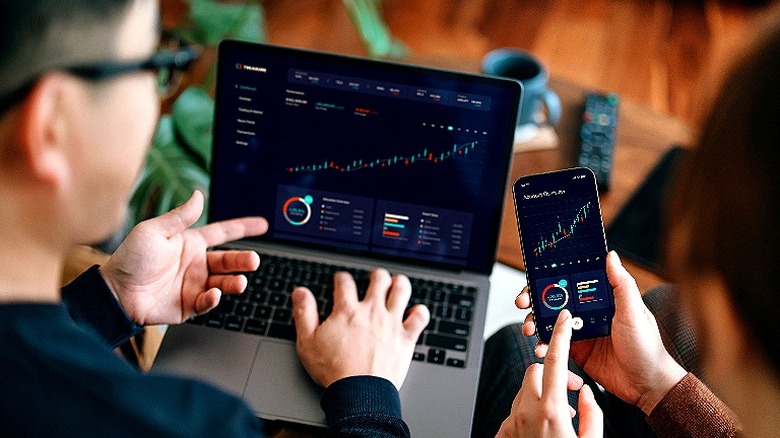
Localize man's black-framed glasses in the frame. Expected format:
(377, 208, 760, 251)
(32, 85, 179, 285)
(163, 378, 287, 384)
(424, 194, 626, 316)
(0, 45, 200, 114)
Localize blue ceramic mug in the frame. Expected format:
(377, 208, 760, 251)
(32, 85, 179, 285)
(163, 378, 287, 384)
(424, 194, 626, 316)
(481, 49, 562, 136)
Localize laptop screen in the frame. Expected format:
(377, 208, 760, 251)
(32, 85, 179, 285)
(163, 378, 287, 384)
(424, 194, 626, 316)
(210, 41, 521, 273)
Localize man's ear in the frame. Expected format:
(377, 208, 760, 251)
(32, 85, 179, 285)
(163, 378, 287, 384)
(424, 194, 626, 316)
(17, 74, 72, 189)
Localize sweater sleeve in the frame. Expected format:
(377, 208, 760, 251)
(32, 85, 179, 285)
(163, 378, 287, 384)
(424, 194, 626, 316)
(61, 265, 143, 349)
(321, 376, 410, 437)
(647, 373, 743, 437)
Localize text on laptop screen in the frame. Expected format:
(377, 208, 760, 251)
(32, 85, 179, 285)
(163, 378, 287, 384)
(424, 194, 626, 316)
(210, 42, 520, 272)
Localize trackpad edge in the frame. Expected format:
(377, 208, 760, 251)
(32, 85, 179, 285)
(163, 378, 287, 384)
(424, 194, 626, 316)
(245, 341, 326, 426)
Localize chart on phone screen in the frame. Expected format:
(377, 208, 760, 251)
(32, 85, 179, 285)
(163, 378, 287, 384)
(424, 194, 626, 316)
(524, 196, 605, 269)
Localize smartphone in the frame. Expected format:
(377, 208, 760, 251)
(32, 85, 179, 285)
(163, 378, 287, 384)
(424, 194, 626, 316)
(513, 167, 614, 343)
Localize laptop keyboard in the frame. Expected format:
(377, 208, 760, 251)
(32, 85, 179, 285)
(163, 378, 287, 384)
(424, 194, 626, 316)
(187, 254, 477, 368)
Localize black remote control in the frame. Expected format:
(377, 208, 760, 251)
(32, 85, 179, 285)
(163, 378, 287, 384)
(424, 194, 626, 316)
(577, 92, 619, 190)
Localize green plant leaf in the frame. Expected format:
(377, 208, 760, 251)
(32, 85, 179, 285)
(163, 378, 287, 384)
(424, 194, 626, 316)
(129, 114, 210, 228)
(152, 112, 177, 151)
(171, 87, 214, 168)
(342, 0, 407, 59)
(126, 1, 269, 234)
(189, 0, 266, 45)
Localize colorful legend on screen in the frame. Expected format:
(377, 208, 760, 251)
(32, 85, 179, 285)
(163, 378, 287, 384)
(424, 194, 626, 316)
(274, 186, 473, 258)
(375, 200, 472, 257)
(533, 270, 611, 319)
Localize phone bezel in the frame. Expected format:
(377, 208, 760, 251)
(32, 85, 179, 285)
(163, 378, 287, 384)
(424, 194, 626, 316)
(512, 167, 613, 343)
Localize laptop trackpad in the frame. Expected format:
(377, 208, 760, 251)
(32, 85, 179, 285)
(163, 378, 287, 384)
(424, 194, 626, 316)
(245, 341, 326, 426)
(152, 325, 259, 399)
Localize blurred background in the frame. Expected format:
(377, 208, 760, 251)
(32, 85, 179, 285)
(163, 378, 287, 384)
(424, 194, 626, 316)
(259, 0, 775, 124)
(138, 0, 775, 241)
(139, 0, 775, 232)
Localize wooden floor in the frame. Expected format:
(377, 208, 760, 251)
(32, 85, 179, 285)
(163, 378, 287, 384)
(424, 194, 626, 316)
(265, 0, 776, 124)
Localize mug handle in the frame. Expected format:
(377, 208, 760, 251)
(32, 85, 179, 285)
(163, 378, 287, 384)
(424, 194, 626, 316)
(542, 90, 562, 125)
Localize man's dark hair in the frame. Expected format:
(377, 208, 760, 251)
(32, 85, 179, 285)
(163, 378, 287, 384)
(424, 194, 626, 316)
(666, 13, 780, 377)
(0, 0, 135, 103)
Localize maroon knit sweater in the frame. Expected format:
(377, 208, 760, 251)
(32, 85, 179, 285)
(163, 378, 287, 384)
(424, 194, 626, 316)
(647, 373, 743, 437)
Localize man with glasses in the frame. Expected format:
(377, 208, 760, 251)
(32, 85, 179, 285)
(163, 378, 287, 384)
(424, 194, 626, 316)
(0, 1, 428, 436)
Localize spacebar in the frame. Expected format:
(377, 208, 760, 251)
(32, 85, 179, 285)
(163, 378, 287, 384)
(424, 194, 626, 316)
(267, 323, 296, 341)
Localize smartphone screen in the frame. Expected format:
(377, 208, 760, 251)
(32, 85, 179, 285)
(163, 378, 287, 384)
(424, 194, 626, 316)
(513, 167, 614, 343)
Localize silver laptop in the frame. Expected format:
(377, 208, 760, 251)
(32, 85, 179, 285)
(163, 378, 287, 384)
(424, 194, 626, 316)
(153, 40, 521, 437)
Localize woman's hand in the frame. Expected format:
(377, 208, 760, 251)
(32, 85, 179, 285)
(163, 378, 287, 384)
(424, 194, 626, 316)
(515, 251, 687, 414)
(497, 310, 603, 437)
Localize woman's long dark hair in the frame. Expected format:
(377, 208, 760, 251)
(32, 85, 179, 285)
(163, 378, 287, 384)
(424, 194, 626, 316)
(666, 13, 780, 377)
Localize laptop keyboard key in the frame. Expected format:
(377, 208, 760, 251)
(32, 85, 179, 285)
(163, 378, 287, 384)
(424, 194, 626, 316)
(244, 319, 268, 335)
(436, 305, 454, 319)
(438, 321, 470, 337)
(411, 287, 429, 301)
(267, 278, 286, 292)
(448, 293, 475, 308)
(268, 293, 287, 307)
(224, 293, 241, 302)
(268, 323, 296, 341)
(254, 305, 272, 320)
(205, 314, 225, 328)
(454, 308, 473, 322)
(225, 316, 244, 331)
(273, 308, 292, 323)
(412, 352, 425, 361)
(214, 300, 235, 316)
(249, 289, 267, 304)
(426, 334, 468, 352)
(427, 348, 445, 365)
(446, 358, 466, 368)
(235, 303, 254, 317)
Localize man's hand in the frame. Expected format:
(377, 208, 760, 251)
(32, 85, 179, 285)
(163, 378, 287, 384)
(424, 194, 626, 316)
(99, 191, 268, 326)
(516, 251, 687, 414)
(497, 310, 603, 438)
(292, 269, 430, 390)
